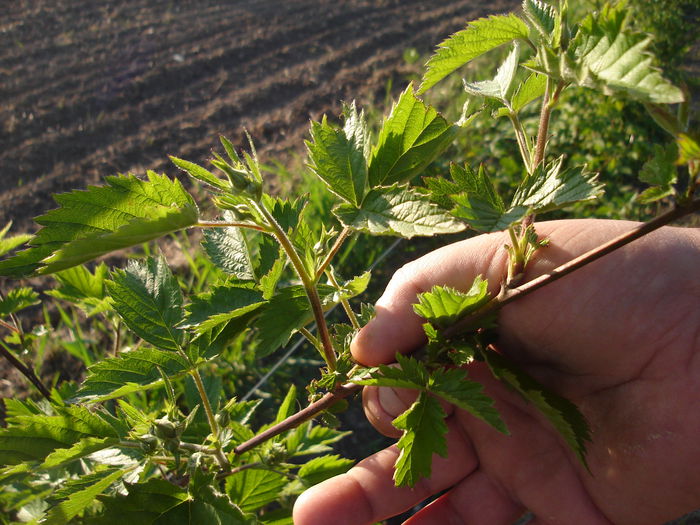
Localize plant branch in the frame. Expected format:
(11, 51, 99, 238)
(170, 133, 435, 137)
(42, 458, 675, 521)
(255, 202, 337, 370)
(445, 199, 700, 339)
(0, 319, 18, 334)
(226, 201, 699, 460)
(233, 383, 361, 455)
(0, 344, 52, 400)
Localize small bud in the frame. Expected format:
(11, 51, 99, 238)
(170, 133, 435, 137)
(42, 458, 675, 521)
(139, 433, 159, 454)
(153, 417, 180, 440)
(214, 411, 230, 428)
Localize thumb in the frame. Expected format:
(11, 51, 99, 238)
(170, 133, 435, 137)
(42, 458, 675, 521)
(350, 230, 509, 366)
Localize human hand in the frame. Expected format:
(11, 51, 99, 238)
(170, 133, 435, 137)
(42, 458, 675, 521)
(294, 219, 700, 525)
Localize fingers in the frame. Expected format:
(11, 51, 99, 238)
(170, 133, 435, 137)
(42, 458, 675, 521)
(351, 231, 509, 365)
(404, 470, 525, 525)
(292, 418, 478, 525)
(363, 384, 455, 437)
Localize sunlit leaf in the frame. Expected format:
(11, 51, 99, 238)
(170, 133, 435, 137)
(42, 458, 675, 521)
(419, 13, 530, 93)
(107, 256, 185, 352)
(368, 85, 456, 187)
(334, 184, 465, 239)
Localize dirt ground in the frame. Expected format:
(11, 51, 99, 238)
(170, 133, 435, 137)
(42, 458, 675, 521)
(1, 0, 519, 231)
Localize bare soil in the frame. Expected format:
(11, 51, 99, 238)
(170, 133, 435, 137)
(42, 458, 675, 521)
(1, 0, 519, 231)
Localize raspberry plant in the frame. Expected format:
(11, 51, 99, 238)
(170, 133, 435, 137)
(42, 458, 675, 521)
(0, 1, 698, 522)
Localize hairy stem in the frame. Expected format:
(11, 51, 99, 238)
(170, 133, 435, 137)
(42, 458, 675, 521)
(316, 227, 352, 280)
(233, 383, 360, 455)
(326, 269, 361, 331)
(255, 202, 337, 370)
(508, 112, 532, 174)
(0, 289, 52, 400)
(197, 220, 268, 232)
(0, 344, 52, 400)
(532, 79, 561, 171)
(189, 366, 231, 469)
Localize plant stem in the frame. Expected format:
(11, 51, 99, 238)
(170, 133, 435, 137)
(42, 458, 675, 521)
(233, 383, 360, 455)
(0, 289, 52, 400)
(325, 269, 361, 331)
(298, 326, 321, 349)
(196, 220, 268, 232)
(508, 112, 532, 174)
(189, 366, 231, 470)
(315, 227, 352, 280)
(532, 78, 556, 171)
(0, 319, 18, 334)
(0, 344, 52, 400)
(254, 202, 337, 370)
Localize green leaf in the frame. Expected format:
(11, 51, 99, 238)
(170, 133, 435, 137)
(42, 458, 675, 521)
(368, 85, 456, 188)
(285, 422, 350, 457)
(355, 353, 428, 391)
(107, 256, 185, 351)
(482, 349, 591, 467)
(419, 13, 530, 93)
(531, 3, 684, 104)
(44, 467, 135, 525)
(637, 143, 678, 203)
(297, 454, 353, 486)
(393, 392, 448, 487)
(75, 347, 192, 402)
(0, 287, 40, 318)
(449, 164, 527, 232)
(254, 286, 312, 358)
(334, 184, 465, 239)
(343, 101, 371, 163)
(226, 468, 288, 512)
(413, 277, 490, 329)
(275, 385, 298, 425)
(47, 264, 111, 316)
(511, 157, 603, 213)
(183, 282, 265, 334)
(677, 133, 700, 165)
(253, 284, 338, 358)
(463, 44, 520, 100)
(201, 214, 256, 280)
(522, 0, 556, 38)
(171, 156, 231, 193)
(0, 223, 32, 258)
(0, 172, 198, 277)
(428, 368, 507, 433)
(88, 479, 189, 525)
(306, 114, 368, 206)
(41, 436, 120, 468)
(495, 72, 547, 117)
(0, 405, 123, 465)
(154, 476, 253, 525)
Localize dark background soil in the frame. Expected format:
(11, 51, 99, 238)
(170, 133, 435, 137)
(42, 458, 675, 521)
(1, 0, 519, 231)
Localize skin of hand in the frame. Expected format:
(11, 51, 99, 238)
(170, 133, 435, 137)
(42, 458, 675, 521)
(293, 219, 700, 525)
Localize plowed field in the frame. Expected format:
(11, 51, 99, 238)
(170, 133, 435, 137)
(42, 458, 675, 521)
(1, 0, 518, 230)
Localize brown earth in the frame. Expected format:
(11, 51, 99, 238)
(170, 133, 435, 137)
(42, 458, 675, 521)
(1, 0, 519, 232)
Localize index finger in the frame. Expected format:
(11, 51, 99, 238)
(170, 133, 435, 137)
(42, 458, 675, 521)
(292, 417, 478, 525)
